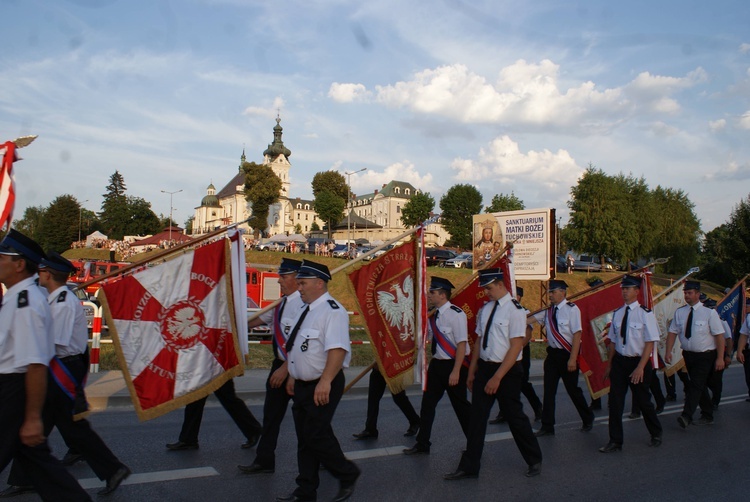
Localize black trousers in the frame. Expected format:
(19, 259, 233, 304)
(743, 348, 750, 398)
(607, 354, 662, 444)
(363, 366, 419, 432)
(415, 359, 471, 448)
(8, 357, 124, 485)
(291, 371, 359, 500)
(178, 378, 261, 443)
(254, 359, 292, 468)
(0, 374, 90, 502)
(459, 361, 542, 474)
(682, 350, 716, 421)
(540, 347, 594, 430)
(707, 367, 725, 406)
(494, 344, 542, 416)
(631, 368, 666, 414)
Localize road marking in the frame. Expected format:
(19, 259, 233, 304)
(77, 467, 219, 490)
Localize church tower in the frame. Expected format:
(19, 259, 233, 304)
(262, 115, 293, 235)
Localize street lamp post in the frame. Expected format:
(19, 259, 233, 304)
(78, 200, 89, 243)
(345, 168, 366, 257)
(161, 189, 183, 243)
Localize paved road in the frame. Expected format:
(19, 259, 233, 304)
(2, 365, 749, 501)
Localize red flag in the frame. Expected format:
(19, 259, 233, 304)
(576, 275, 652, 399)
(99, 238, 244, 420)
(347, 240, 417, 393)
(0, 141, 17, 230)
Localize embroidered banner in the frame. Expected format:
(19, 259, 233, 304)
(654, 284, 686, 376)
(347, 240, 417, 393)
(100, 238, 243, 421)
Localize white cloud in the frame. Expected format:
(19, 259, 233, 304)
(337, 60, 706, 132)
(353, 161, 435, 194)
(705, 160, 750, 181)
(739, 110, 750, 129)
(650, 121, 680, 137)
(328, 83, 371, 103)
(740, 43, 750, 54)
(243, 97, 286, 118)
(708, 119, 726, 132)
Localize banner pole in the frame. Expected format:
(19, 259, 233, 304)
(76, 219, 251, 293)
(344, 361, 376, 394)
(653, 267, 699, 300)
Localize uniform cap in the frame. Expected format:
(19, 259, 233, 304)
(549, 280, 568, 291)
(429, 277, 454, 292)
(478, 268, 504, 288)
(684, 280, 701, 291)
(278, 258, 303, 275)
(38, 251, 76, 274)
(0, 229, 45, 265)
(620, 275, 641, 288)
(296, 260, 331, 282)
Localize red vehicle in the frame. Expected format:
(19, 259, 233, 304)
(246, 266, 280, 308)
(69, 260, 130, 296)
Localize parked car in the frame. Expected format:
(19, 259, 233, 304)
(426, 248, 457, 267)
(370, 244, 395, 260)
(573, 255, 602, 272)
(331, 244, 349, 258)
(256, 241, 285, 252)
(444, 252, 473, 268)
(352, 246, 373, 259)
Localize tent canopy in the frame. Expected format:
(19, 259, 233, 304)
(85, 230, 108, 247)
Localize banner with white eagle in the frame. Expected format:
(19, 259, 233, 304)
(99, 235, 245, 421)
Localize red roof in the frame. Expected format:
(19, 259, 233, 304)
(131, 226, 193, 246)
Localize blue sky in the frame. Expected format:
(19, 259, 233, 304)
(2, 0, 749, 234)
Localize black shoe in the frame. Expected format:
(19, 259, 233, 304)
(61, 451, 85, 466)
(695, 416, 714, 426)
(712, 403, 719, 411)
(403, 444, 430, 455)
(525, 463, 542, 477)
(677, 415, 690, 429)
(0, 485, 35, 498)
(628, 412, 641, 419)
(598, 442, 622, 453)
(166, 440, 199, 450)
(648, 436, 662, 447)
(238, 462, 275, 474)
(443, 470, 478, 481)
(98, 466, 131, 495)
(332, 476, 359, 502)
(534, 428, 554, 437)
(352, 429, 378, 440)
(655, 404, 665, 414)
(404, 423, 419, 437)
(242, 433, 261, 449)
(580, 422, 593, 432)
(275, 494, 313, 502)
(488, 414, 506, 424)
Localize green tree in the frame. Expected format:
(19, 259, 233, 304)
(310, 221, 320, 232)
(314, 190, 345, 239)
(37, 195, 79, 252)
(699, 223, 734, 286)
(400, 192, 435, 227)
(13, 205, 46, 241)
(311, 171, 348, 200)
(125, 196, 162, 236)
(485, 192, 525, 213)
(99, 171, 129, 239)
(439, 184, 483, 249)
(294, 223, 302, 234)
(723, 194, 750, 281)
(184, 215, 194, 235)
(244, 161, 282, 238)
(649, 186, 701, 274)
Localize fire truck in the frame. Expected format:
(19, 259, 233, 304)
(245, 266, 280, 308)
(69, 260, 130, 296)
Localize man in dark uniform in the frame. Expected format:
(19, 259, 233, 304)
(276, 260, 360, 502)
(239, 258, 305, 474)
(444, 268, 542, 479)
(489, 287, 542, 424)
(532, 280, 594, 437)
(599, 275, 662, 453)
(403, 277, 471, 455)
(351, 365, 420, 440)
(735, 300, 750, 400)
(666, 281, 725, 427)
(0, 230, 91, 501)
(1, 252, 130, 498)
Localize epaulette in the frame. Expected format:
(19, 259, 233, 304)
(566, 301, 576, 307)
(450, 305, 462, 313)
(57, 290, 67, 303)
(613, 306, 623, 314)
(18, 290, 29, 308)
(328, 300, 340, 309)
(640, 305, 651, 313)
(511, 299, 523, 309)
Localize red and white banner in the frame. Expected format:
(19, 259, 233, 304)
(100, 237, 244, 420)
(347, 240, 417, 393)
(654, 284, 686, 376)
(0, 141, 18, 231)
(576, 273, 653, 399)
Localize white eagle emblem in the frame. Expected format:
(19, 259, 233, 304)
(167, 306, 202, 341)
(377, 275, 414, 342)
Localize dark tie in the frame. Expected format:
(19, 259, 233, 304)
(284, 305, 310, 354)
(620, 306, 629, 344)
(431, 310, 439, 356)
(482, 301, 499, 350)
(685, 307, 694, 339)
(272, 297, 288, 358)
(553, 306, 559, 332)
